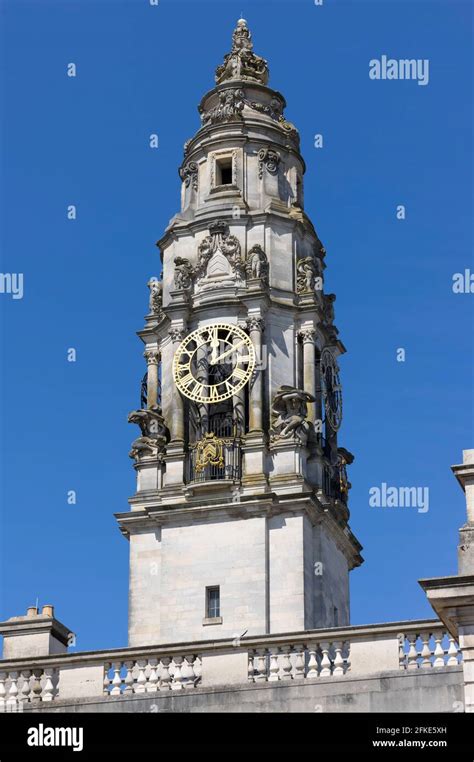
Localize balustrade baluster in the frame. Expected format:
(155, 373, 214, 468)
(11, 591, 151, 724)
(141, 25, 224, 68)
(294, 645, 305, 679)
(30, 669, 43, 702)
(407, 634, 419, 670)
(332, 642, 344, 676)
(433, 633, 445, 667)
(254, 649, 267, 681)
(19, 670, 31, 705)
(280, 647, 293, 680)
(193, 656, 202, 683)
(147, 659, 159, 692)
(182, 655, 196, 688)
(420, 632, 432, 669)
(398, 634, 406, 669)
(447, 636, 459, 666)
(306, 644, 319, 679)
(0, 672, 6, 709)
(268, 648, 280, 682)
(110, 662, 123, 696)
(6, 672, 19, 707)
(103, 663, 111, 695)
(123, 661, 134, 694)
(171, 656, 184, 690)
(135, 660, 147, 693)
(248, 652, 255, 682)
(42, 668, 55, 702)
(319, 642, 332, 677)
(159, 657, 172, 690)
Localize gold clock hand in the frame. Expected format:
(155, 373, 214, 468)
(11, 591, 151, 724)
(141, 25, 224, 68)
(209, 327, 219, 364)
(211, 340, 245, 365)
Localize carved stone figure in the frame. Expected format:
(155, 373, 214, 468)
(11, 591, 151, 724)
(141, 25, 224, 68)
(257, 147, 280, 179)
(296, 257, 317, 294)
(174, 257, 193, 290)
(147, 278, 162, 316)
(322, 293, 336, 325)
(215, 18, 269, 86)
(246, 245, 268, 281)
(271, 385, 315, 443)
(128, 406, 168, 461)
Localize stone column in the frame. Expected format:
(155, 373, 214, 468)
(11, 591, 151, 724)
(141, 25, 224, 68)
(298, 327, 316, 423)
(233, 331, 246, 437)
(169, 327, 185, 443)
(144, 349, 160, 409)
(247, 316, 264, 433)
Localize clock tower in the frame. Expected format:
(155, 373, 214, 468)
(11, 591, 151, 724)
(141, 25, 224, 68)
(118, 19, 363, 647)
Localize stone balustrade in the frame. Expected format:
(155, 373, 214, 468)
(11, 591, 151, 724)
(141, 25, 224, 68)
(0, 619, 462, 709)
(399, 629, 461, 670)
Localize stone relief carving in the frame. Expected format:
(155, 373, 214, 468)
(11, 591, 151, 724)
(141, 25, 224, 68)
(128, 406, 168, 461)
(196, 221, 243, 279)
(296, 257, 317, 294)
(147, 278, 163, 317)
(169, 326, 186, 343)
(271, 385, 315, 445)
(215, 18, 269, 86)
(246, 245, 268, 282)
(173, 257, 194, 290)
(179, 160, 198, 191)
(201, 88, 245, 126)
(257, 147, 280, 179)
(249, 97, 284, 121)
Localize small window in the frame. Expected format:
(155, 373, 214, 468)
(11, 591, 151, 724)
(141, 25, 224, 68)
(216, 158, 233, 186)
(206, 586, 220, 618)
(334, 606, 339, 626)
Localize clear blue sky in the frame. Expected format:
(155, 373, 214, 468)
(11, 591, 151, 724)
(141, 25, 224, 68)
(0, 0, 472, 652)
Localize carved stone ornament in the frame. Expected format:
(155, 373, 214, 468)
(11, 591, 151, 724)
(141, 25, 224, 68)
(247, 100, 299, 148)
(169, 326, 186, 343)
(296, 257, 317, 294)
(215, 18, 269, 86)
(195, 221, 243, 280)
(201, 88, 245, 126)
(147, 278, 163, 317)
(257, 147, 280, 179)
(179, 160, 198, 191)
(128, 406, 169, 461)
(194, 432, 226, 472)
(173, 257, 194, 290)
(245, 245, 268, 283)
(271, 385, 316, 445)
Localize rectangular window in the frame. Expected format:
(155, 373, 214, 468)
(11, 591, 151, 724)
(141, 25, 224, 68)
(334, 606, 339, 626)
(206, 586, 220, 618)
(216, 157, 233, 186)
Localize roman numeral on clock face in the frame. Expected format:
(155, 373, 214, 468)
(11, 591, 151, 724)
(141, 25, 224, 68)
(209, 385, 220, 401)
(179, 371, 194, 388)
(232, 367, 247, 381)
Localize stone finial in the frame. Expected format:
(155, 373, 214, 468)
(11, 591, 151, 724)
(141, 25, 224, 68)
(215, 19, 269, 86)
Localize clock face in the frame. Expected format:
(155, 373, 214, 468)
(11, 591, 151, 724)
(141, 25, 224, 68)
(173, 322, 256, 403)
(320, 347, 343, 431)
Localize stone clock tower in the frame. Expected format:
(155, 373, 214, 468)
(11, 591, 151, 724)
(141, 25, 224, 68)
(117, 19, 363, 647)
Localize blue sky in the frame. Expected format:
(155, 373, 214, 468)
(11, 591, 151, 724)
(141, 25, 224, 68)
(0, 0, 472, 651)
